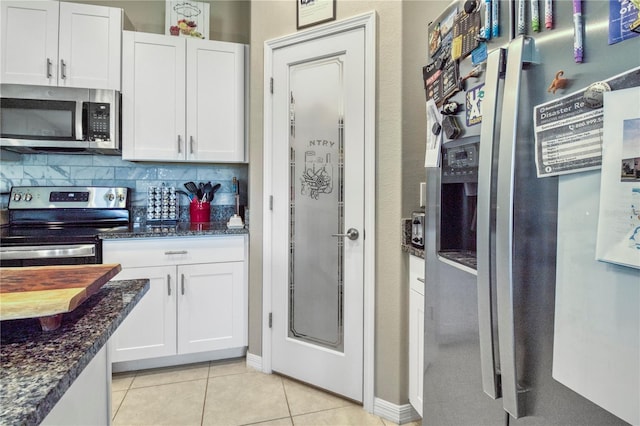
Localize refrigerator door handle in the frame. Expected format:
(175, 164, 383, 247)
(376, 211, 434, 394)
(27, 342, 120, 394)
(476, 46, 505, 401)
(496, 35, 535, 419)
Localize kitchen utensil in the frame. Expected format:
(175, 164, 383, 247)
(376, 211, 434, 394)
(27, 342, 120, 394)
(203, 181, 212, 197)
(209, 183, 221, 201)
(176, 189, 193, 201)
(184, 181, 198, 195)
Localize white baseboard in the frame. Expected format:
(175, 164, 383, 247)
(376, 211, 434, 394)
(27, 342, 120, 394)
(112, 347, 246, 373)
(373, 397, 421, 425)
(246, 352, 262, 371)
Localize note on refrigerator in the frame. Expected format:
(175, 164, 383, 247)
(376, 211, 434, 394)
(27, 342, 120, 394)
(595, 87, 640, 269)
(425, 99, 443, 168)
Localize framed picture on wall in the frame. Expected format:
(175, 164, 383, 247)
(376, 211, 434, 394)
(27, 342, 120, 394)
(297, 0, 336, 30)
(166, 1, 210, 39)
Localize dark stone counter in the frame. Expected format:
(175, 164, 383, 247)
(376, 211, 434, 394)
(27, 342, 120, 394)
(99, 222, 248, 240)
(0, 279, 149, 426)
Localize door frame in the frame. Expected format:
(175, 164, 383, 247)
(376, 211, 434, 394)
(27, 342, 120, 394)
(262, 11, 376, 412)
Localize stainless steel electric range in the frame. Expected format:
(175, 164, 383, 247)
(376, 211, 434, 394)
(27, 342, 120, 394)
(0, 186, 131, 267)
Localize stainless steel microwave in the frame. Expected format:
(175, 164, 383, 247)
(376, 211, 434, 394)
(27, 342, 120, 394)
(0, 84, 121, 155)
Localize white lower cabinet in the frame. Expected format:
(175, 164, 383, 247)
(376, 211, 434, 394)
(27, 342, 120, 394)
(103, 236, 247, 365)
(409, 254, 425, 417)
(41, 345, 110, 425)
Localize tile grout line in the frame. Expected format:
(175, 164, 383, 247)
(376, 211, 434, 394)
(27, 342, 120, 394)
(199, 360, 213, 426)
(280, 374, 294, 424)
(111, 370, 137, 423)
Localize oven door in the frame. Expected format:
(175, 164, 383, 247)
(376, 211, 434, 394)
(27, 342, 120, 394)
(0, 243, 100, 267)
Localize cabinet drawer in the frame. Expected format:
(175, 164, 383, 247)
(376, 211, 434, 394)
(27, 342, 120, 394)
(103, 236, 245, 268)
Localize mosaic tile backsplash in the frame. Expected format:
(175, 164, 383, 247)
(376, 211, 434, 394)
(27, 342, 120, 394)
(0, 153, 248, 223)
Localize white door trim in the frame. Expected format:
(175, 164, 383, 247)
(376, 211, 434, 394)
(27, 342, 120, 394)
(262, 11, 376, 413)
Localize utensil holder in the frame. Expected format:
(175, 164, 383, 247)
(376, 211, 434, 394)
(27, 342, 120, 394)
(190, 200, 211, 223)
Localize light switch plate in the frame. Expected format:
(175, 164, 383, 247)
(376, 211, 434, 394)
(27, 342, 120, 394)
(419, 182, 426, 207)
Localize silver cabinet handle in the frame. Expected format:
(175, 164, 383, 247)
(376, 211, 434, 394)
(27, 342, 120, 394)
(189, 136, 194, 154)
(164, 250, 187, 255)
(60, 59, 66, 79)
(181, 274, 185, 295)
(177, 135, 182, 153)
(477, 45, 504, 402)
(46, 58, 52, 78)
(167, 274, 171, 295)
(331, 228, 359, 240)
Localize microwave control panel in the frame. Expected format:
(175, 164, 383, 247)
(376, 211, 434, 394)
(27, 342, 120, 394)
(83, 102, 111, 141)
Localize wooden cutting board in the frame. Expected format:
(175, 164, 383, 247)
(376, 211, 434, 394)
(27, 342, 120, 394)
(0, 264, 121, 330)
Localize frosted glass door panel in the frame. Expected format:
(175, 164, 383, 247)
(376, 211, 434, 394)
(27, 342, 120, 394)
(289, 57, 344, 351)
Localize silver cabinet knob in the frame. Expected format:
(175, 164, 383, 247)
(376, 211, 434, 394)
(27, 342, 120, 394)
(331, 228, 359, 240)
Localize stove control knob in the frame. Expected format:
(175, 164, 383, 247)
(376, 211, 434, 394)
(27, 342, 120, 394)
(24, 193, 33, 202)
(13, 192, 22, 202)
(106, 192, 115, 202)
(117, 193, 125, 202)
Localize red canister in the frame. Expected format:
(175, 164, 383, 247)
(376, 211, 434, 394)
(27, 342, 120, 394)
(189, 200, 210, 223)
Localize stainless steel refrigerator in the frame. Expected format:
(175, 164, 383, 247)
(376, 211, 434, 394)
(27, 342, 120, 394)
(422, 0, 640, 424)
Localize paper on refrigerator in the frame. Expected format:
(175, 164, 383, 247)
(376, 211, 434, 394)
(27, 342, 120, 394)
(595, 87, 640, 269)
(425, 99, 443, 168)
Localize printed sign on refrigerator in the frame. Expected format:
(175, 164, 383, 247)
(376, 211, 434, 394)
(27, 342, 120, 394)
(596, 87, 640, 270)
(533, 67, 640, 178)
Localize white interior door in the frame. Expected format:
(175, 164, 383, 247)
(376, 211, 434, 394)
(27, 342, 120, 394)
(269, 27, 365, 402)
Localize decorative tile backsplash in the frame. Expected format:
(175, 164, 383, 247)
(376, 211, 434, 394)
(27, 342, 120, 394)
(0, 153, 248, 209)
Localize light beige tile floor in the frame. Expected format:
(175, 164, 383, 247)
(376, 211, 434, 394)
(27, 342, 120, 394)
(112, 357, 420, 426)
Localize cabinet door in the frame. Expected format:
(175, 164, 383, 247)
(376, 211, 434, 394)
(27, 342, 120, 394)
(58, 2, 121, 90)
(109, 266, 177, 362)
(177, 262, 246, 354)
(409, 288, 425, 417)
(1, 1, 59, 85)
(122, 31, 186, 162)
(186, 39, 245, 162)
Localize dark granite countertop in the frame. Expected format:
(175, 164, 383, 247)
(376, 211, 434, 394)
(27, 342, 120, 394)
(402, 242, 425, 259)
(99, 222, 248, 240)
(0, 279, 149, 426)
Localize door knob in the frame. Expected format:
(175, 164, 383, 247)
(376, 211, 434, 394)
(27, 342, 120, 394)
(332, 228, 359, 240)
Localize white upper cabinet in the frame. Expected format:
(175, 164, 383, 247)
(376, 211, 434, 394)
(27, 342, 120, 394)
(122, 31, 246, 163)
(186, 39, 245, 162)
(0, 1, 122, 90)
(122, 32, 186, 162)
(57, 2, 122, 90)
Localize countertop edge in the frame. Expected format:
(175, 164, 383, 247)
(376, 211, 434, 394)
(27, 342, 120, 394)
(402, 243, 425, 259)
(99, 224, 249, 239)
(31, 279, 149, 426)
(1, 279, 149, 426)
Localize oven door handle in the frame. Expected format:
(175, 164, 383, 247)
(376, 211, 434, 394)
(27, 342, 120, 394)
(0, 244, 96, 260)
